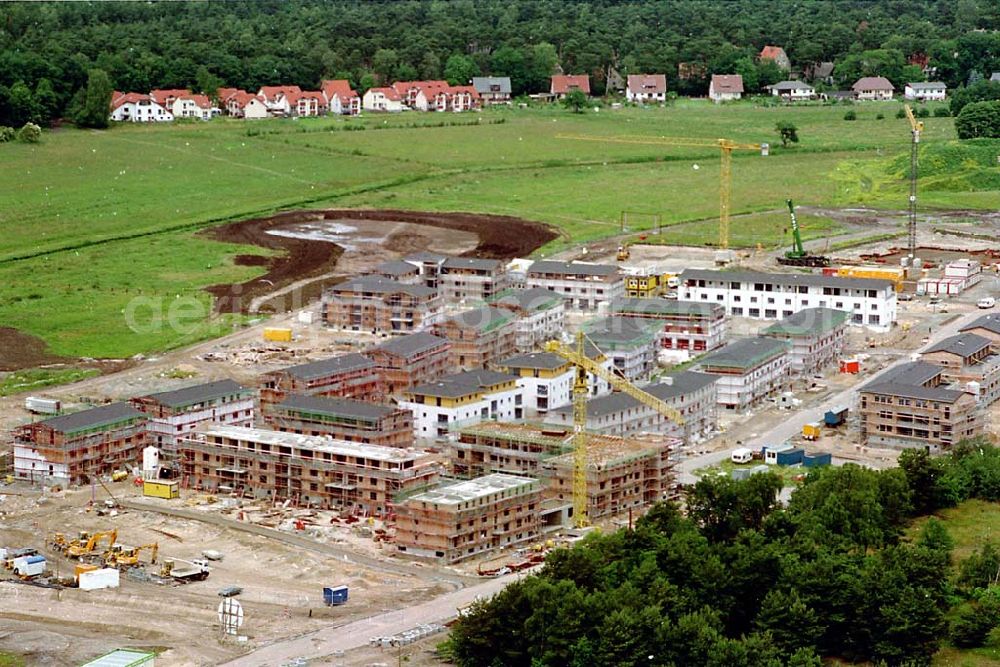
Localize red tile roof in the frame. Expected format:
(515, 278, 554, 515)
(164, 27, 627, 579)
(627, 74, 667, 95)
(110, 92, 153, 110)
(551, 75, 591, 94)
(231, 91, 261, 108)
(450, 85, 481, 99)
(216, 87, 240, 102)
(368, 87, 402, 101)
(759, 45, 787, 61)
(321, 79, 357, 101)
(710, 74, 744, 94)
(258, 85, 302, 102)
(150, 89, 191, 106)
(181, 94, 213, 109)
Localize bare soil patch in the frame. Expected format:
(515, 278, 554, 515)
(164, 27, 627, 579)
(0, 327, 70, 371)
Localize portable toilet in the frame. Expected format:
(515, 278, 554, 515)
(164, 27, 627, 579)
(323, 585, 349, 606)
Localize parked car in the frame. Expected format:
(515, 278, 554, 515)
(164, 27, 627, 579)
(978, 297, 996, 309)
(898, 293, 914, 301)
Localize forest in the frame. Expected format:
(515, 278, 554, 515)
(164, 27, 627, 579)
(447, 440, 1000, 666)
(1, 0, 1000, 127)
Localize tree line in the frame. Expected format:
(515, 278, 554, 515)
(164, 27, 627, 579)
(1, 0, 1000, 128)
(447, 439, 1000, 666)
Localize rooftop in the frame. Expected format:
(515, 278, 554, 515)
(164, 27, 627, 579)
(367, 332, 448, 358)
(279, 353, 376, 381)
(406, 473, 537, 506)
(698, 337, 789, 370)
(442, 257, 502, 271)
(585, 317, 662, 349)
(372, 259, 419, 277)
(141, 379, 250, 409)
(500, 352, 570, 371)
(406, 369, 518, 398)
(471, 76, 512, 94)
(871, 361, 942, 388)
(907, 81, 946, 90)
(762, 308, 850, 337)
(925, 333, 992, 359)
(611, 298, 724, 318)
(492, 287, 564, 312)
(550, 371, 718, 418)
(404, 251, 448, 263)
(681, 268, 894, 291)
(80, 649, 158, 667)
(861, 382, 966, 403)
(196, 425, 425, 462)
(331, 275, 436, 299)
(961, 313, 1000, 336)
(275, 394, 397, 421)
(528, 260, 618, 278)
(37, 402, 145, 435)
(445, 306, 514, 332)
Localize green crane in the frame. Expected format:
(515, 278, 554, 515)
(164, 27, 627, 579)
(777, 199, 829, 268)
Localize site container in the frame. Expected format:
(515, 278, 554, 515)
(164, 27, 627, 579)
(25, 396, 61, 414)
(803, 452, 833, 468)
(824, 406, 848, 427)
(79, 567, 120, 591)
(263, 327, 293, 342)
(839, 358, 860, 374)
(13, 555, 46, 577)
(323, 585, 349, 606)
(775, 448, 805, 466)
(802, 422, 822, 441)
(837, 266, 905, 291)
(143, 480, 179, 499)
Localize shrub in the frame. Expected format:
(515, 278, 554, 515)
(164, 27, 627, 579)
(844, 110, 857, 121)
(876, 112, 884, 120)
(17, 122, 41, 143)
(934, 107, 951, 117)
(0, 126, 15, 142)
(955, 101, 1000, 139)
(949, 604, 997, 648)
(896, 108, 907, 119)
(916, 107, 931, 118)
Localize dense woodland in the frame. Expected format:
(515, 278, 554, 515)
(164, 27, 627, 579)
(448, 440, 1000, 666)
(2, 0, 1000, 128)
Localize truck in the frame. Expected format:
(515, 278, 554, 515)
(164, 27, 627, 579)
(802, 422, 822, 441)
(12, 555, 46, 579)
(161, 558, 210, 582)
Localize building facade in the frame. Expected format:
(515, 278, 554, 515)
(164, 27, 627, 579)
(261, 394, 414, 447)
(322, 276, 441, 335)
(400, 370, 523, 440)
(438, 257, 508, 303)
(525, 261, 622, 311)
(258, 353, 381, 405)
(760, 308, 849, 375)
(492, 288, 566, 352)
(430, 307, 518, 370)
(610, 298, 728, 356)
(364, 332, 451, 396)
(131, 379, 255, 452)
(694, 337, 791, 410)
(584, 317, 662, 380)
(921, 333, 1000, 405)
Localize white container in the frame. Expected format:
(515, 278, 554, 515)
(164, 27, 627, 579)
(79, 567, 120, 591)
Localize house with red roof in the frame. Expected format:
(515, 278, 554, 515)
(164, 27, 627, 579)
(321, 79, 361, 116)
(150, 89, 191, 109)
(216, 87, 240, 104)
(172, 93, 216, 120)
(759, 46, 791, 71)
(709, 74, 744, 103)
(363, 87, 404, 112)
(109, 92, 173, 122)
(227, 90, 268, 119)
(550, 75, 591, 99)
(288, 90, 327, 117)
(257, 86, 302, 116)
(448, 85, 481, 112)
(626, 74, 667, 104)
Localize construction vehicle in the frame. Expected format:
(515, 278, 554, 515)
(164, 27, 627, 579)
(160, 557, 210, 582)
(777, 199, 829, 267)
(616, 244, 630, 261)
(65, 529, 117, 560)
(903, 104, 923, 261)
(111, 470, 129, 482)
(104, 542, 158, 568)
(559, 133, 768, 263)
(544, 332, 684, 528)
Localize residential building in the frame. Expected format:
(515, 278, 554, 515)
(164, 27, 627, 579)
(584, 317, 662, 380)
(363, 87, 404, 112)
(626, 74, 667, 103)
(179, 425, 438, 512)
(679, 269, 897, 332)
(759, 45, 791, 70)
(471, 77, 512, 105)
(500, 345, 613, 416)
(921, 333, 1000, 405)
(431, 307, 517, 370)
(322, 276, 442, 334)
(550, 75, 591, 99)
(439, 257, 508, 303)
(400, 370, 523, 440)
(289, 90, 327, 117)
(258, 353, 380, 405)
(918, 259, 982, 296)
(394, 473, 542, 562)
(392, 80, 449, 107)
(261, 394, 413, 447)
(526, 260, 622, 311)
(694, 337, 791, 410)
(172, 94, 215, 120)
(150, 89, 191, 110)
(130, 379, 255, 452)
(403, 252, 448, 289)
(257, 86, 301, 116)
(109, 92, 173, 122)
(492, 288, 566, 352)
(904, 82, 947, 101)
(858, 361, 983, 451)
(709, 74, 744, 102)
(546, 371, 718, 446)
(14, 403, 148, 484)
(852, 77, 894, 100)
(961, 313, 1000, 345)
(765, 81, 815, 100)
(760, 308, 849, 375)
(321, 79, 361, 115)
(610, 298, 728, 356)
(364, 332, 451, 395)
(370, 260, 421, 284)
(227, 91, 268, 119)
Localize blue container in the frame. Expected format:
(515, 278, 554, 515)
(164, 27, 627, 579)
(803, 452, 832, 468)
(824, 406, 848, 427)
(323, 586, 349, 606)
(775, 448, 804, 466)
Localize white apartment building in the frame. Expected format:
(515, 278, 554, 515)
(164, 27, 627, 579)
(585, 317, 662, 381)
(493, 288, 566, 352)
(760, 308, 849, 375)
(130, 379, 255, 452)
(526, 261, 622, 311)
(694, 337, 791, 410)
(610, 298, 728, 357)
(904, 82, 947, 101)
(499, 350, 613, 416)
(400, 370, 523, 441)
(679, 269, 896, 332)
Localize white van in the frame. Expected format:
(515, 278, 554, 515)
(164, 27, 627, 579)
(978, 297, 996, 309)
(730, 448, 753, 464)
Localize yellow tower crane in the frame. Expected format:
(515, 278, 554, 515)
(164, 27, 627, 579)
(903, 105, 924, 261)
(556, 134, 768, 253)
(544, 332, 685, 528)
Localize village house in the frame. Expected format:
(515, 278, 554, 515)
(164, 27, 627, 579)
(709, 74, 744, 103)
(626, 74, 667, 104)
(226, 91, 268, 119)
(109, 92, 173, 122)
(759, 45, 791, 71)
(525, 260, 622, 311)
(400, 370, 523, 440)
(492, 287, 566, 352)
(257, 85, 302, 116)
(289, 90, 327, 117)
(852, 77, 894, 100)
(765, 80, 815, 101)
(694, 337, 791, 410)
(321, 79, 361, 115)
(471, 77, 512, 105)
(150, 89, 190, 110)
(961, 313, 1000, 345)
(258, 353, 381, 406)
(322, 276, 442, 335)
(920, 333, 1000, 405)
(130, 379, 255, 452)
(172, 94, 215, 120)
(362, 86, 404, 112)
(904, 82, 947, 101)
(261, 394, 414, 447)
(550, 75, 591, 99)
(392, 80, 448, 107)
(364, 332, 451, 395)
(760, 308, 849, 375)
(430, 307, 518, 370)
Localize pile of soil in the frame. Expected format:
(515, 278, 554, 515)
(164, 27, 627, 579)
(204, 208, 557, 314)
(0, 327, 70, 371)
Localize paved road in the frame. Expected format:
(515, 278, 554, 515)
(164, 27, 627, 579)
(220, 571, 525, 666)
(675, 309, 984, 484)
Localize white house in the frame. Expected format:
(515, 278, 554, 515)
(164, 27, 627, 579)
(290, 91, 327, 117)
(228, 91, 269, 119)
(257, 86, 301, 116)
(109, 92, 173, 122)
(400, 370, 523, 441)
(492, 288, 566, 352)
(852, 77, 894, 100)
(363, 87, 404, 112)
(626, 74, 667, 104)
(171, 94, 215, 120)
(766, 80, 815, 100)
(500, 350, 613, 417)
(679, 269, 897, 332)
(709, 74, 744, 103)
(904, 82, 947, 101)
(322, 79, 361, 115)
(525, 260, 623, 311)
(694, 337, 791, 410)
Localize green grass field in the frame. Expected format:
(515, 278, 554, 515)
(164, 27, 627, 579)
(1, 99, 996, 368)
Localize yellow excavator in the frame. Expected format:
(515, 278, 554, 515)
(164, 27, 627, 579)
(104, 542, 158, 568)
(65, 530, 118, 560)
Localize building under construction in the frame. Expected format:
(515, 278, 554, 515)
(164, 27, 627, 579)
(450, 422, 678, 521)
(179, 425, 438, 513)
(130, 379, 255, 452)
(13, 403, 149, 484)
(363, 332, 451, 395)
(261, 393, 413, 447)
(258, 353, 380, 406)
(394, 473, 543, 563)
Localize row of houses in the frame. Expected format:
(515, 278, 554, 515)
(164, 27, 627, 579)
(710, 75, 947, 103)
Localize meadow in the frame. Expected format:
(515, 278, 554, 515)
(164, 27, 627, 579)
(1, 99, 994, 364)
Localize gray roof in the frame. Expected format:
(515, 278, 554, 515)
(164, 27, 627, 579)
(528, 260, 618, 278)
(275, 394, 396, 421)
(493, 288, 564, 312)
(680, 268, 893, 291)
(961, 313, 1000, 336)
(403, 251, 448, 264)
(38, 402, 145, 434)
(698, 337, 789, 370)
(407, 369, 518, 398)
(331, 276, 436, 298)
(446, 306, 514, 332)
(992, 73, 1000, 82)
(768, 80, 814, 91)
(762, 308, 850, 337)
(141, 379, 249, 409)
(282, 353, 376, 381)
(472, 77, 512, 94)
(862, 382, 965, 403)
(866, 361, 941, 389)
(500, 352, 569, 371)
(907, 81, 946, 90)
(925, 333, 991, 358)
(585, 317, 661, 348)
(441, 257, 502, 271)
(611, 298, 723, 318)
(368, 332, 448, 358)
(372, 260, 419, 277)
(852, 76, 894, 91)
(550, 371, 717, 418)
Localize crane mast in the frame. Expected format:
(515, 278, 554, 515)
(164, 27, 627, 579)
(903, 105, 923, 261)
